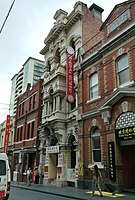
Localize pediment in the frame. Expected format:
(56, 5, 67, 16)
(100, 0, 135, 35)
(98, 87, 135, 112)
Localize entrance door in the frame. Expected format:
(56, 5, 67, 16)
(122, 145, 135, 188)
(48, 154, 57, 181)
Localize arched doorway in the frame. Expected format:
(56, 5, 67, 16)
(115, 111, 135, 189)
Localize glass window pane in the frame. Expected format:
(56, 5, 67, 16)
(118, 68, 130, 85)
(117, 55, 128, 72)
(90, 73, 98, 87)
(0, 160, 6, 175)
(93, 150, 101, 162)
(91, 85, 98, 98)
(92, 136, 100, 148)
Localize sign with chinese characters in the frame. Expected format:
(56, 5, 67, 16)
(108, 142, 116, 181)
(115, 126, 135, 142)
(46, 146, 59, 153)
(78, 162, 83, 176)
(58, 154, 63, 166)
(66, 46, 75, 103)
(45, 154, 49, 166)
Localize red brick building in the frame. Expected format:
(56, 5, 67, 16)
(78, 0, 135, 191)
(12, 79, 43, 182)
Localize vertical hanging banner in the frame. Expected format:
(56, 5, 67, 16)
(66, 46, 74, 103)
(4, 115, 10, 153)
(108, 142, 116, 181)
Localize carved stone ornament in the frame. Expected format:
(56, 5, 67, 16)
(38, 130, 46, 150)
(121, 101, 128, 112)
(92, 119, 97, 126)
(102, 110, 111, 125)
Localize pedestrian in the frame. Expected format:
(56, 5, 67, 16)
(34, 167, 39, 186)
(90, 164, 103, 197)
(27, 167, 32, 186)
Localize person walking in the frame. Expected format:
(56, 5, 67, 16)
(34, 167, 39, 186)
(90, 164, 103, 197)
(27, 167, 32, 186)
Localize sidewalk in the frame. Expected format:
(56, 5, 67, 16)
(11, 181, 90, 200)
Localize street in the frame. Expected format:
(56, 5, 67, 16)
(9, 187, 73, 200)
(8, 186, 135, 200)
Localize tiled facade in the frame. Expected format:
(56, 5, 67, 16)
(39, 2, 103, 187)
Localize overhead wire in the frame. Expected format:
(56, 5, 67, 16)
(0, 0, 16, 34)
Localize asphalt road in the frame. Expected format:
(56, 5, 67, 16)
(8, 186, 135, 200)
(9, 187, 72, 200)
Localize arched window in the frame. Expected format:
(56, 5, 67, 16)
(91, 127, 101, 163)
(89, 72, 98, 100)
(70, 39, 75, 59)
(55, 48, 60, 64)
(116, 54, 130, 86)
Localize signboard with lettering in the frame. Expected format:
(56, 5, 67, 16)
(46, 146, 59, 153)
(108, 142, 116, 181)
(4, 115, 10, 153)
(115, 126, 135, 142)
(66, 46, 75, 103)
(58, 154, 63, 166)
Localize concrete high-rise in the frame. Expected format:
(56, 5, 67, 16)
(10, 57, 44, 116)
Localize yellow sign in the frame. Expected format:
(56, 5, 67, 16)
(78, 162, 83, 176)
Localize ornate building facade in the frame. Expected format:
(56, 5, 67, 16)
(39, 2, 103, 187)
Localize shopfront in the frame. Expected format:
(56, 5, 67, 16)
(115, 111, 135, 189)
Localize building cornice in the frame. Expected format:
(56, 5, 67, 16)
(82, 22, 135, 68)
(40, 10, 83, 55)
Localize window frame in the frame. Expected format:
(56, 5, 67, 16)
(116, 54, 130, 87)
(89, 72, 99, 100)
(91, 127, 101, 164)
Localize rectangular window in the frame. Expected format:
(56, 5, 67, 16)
(27, 123, 30, 139)
(0, 160, 6, 175)
(92, 128, 101, 163)
(90, 73, 98, 99)
(31, 121, 35, 138)
(33, 94, 36, 109)
(116, 54, 130, 86)
(22, 102, 24, 115)
(29, 97, 32, 111)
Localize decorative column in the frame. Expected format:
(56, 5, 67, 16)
(56, 96, 60, 110)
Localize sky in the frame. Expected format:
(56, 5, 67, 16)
(0, 0, 124, 123)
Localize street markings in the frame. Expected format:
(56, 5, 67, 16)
(87, 191, 125, 198)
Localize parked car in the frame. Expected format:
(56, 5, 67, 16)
(0, 153, 11, 200)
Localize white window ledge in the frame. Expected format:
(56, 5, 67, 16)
(118, 80, 134, 88)
(87, 96, 101, 104)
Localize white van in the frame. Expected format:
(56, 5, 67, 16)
(0, 153, 11, 200)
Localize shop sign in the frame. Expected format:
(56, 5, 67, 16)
(45, 154, 49, 166)
(115, 126, 135, 142)
(44, 172, 48, 180)
(66, 46, 74, 103)
(78, 162, 83, 176)
(58, 154, 63, 166)
(108, 142, 116, 181)
(46, 145, 59, 153)
(67, 168, 75, 182)
(4, 115, 10, 153)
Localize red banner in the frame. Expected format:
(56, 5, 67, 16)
(66, 46, 74, 103)
(4, 115, 10, 153)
